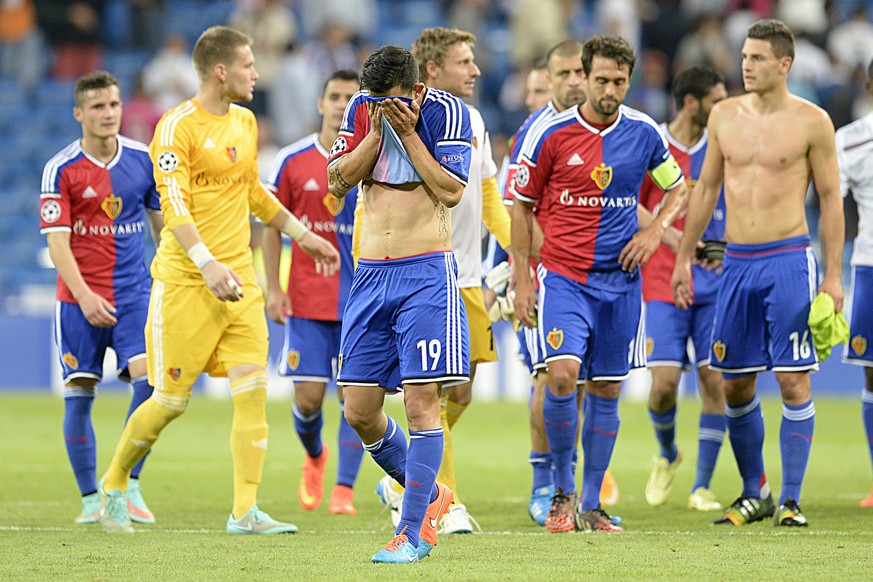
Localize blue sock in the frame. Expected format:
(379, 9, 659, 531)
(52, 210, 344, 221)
(362, 415, 408, 485)
(396, 428, 443, 548)
(293, 404, 323, 458)
(864, 390, 873, 476)
(63, 395, 97, 496)
(580, 393, 620, 511)
(128, 377, 153, 479)
(725, 395, 766, 498)
(336, 400, 364, 488)
(529, 451, 552, 492)
(692, 413, 726, 491)
(543, 387, 578, 495)
(649, 405, 678, 463)
(779, 399, 815, 504)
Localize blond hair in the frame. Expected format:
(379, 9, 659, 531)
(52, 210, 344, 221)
(191, 26, 253, 81)
(411, 27, 476, 82)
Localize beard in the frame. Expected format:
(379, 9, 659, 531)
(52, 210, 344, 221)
(592, 97, 619, 117)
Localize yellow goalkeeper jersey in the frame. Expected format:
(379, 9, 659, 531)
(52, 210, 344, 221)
(149, 99, 282, 283)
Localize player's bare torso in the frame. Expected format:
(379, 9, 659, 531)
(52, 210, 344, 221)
(715, 93, 823, 244)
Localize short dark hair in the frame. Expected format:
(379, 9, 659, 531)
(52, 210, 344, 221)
(582, 35, 636, 77)
(546, 39, 584, 69)
(747, 19, 795, 60)
(361, 45, 418, 95)
(322, 69, 360, 96)
(672, 66, 725, 110)
(74, 71, 118, 107)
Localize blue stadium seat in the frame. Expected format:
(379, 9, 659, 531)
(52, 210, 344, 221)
(37, 80, 76, 108)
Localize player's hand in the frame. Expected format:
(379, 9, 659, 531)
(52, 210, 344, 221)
(671, 253, 694, 310)
(266, 287, 292, 324)
(201, 261, 244, 302)
(484, 261, 513, 296)
(367, 102, 382, 134)
(513, 277, 538, 329)
(619, 224, 661, 271)
(381, 97, 420, 138)
(78, 290, 118, 327)
(299, 231, 340, 277)
(818, 274, 844, 313)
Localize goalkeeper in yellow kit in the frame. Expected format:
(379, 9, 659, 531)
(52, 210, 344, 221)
(98, 26, 339, 533)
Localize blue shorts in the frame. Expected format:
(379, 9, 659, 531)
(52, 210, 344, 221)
(337, 252, 470, 389)
(646, 300, 717, 369)
(845, 265, 873, 367)
(538, 268, 644, 381)
(53, 284, 150, 383)
(710, 235, 819, 377)
(279, 317, 342, 381)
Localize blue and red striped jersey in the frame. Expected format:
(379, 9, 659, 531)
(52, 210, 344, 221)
(640, 126, 726, 304)
(512, 105, 683, 291)
(40, 136, 160, 305)
(267, 133, 357, 321)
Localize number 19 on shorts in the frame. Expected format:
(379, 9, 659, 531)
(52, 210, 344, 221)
(417, 339, 442, 371)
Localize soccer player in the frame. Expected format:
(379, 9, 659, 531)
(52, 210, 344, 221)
(640, 66, 728, 512)
(512, 35, 689, 533)
(835, 57, 873, 508)
(97, 26, 340, 534)
(40, 71, 163, 526)
(327, 45, 471, 563)
(262, 69, 364, 515)
(673, 19, 844, 527)
(407, 26, 510, 534)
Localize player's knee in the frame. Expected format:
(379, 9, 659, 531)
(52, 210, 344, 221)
(343, 405, 375, 435)
(549, 368, 577, 395)
(63, 383, 97, 398)
(152, 391, 191, 420)
(776, 372, 811, 404)
(865, 369, 873, 392)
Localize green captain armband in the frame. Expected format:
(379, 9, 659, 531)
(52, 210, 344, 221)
(650, 154, 683, 191)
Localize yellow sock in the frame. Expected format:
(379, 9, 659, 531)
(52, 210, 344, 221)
(230, 372, 269, 519)
(436, 396, 458, 501)
(103, 395, 185, 491)
(446, 399, 467, 430)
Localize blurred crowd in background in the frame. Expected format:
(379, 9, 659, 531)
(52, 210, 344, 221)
(1, 0, 872, 298)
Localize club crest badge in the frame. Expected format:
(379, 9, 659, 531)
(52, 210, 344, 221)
(168, 367, 181, 381)
(546, 328, 564, 350)
(226, 147, 237, 163)
(713, 340, 726, 362)
(287, 350, 300, 371)
(101, 193, 123, 220)
(646, 337, 654, 358)
(590, 163, 613, 190)
(851, 335, 867, 357)
(62, 353, 79, 369)
(323, 193, 344, 216)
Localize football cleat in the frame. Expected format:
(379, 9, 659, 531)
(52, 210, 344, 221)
(75, 492, 101, 524)
(575, 506, 625, 533)
(687, 487, 722, 512)
(529, 485, 555, 526)
(371, 527, 418, 564)
(545, 488, 576, 533)
(298, 446, 329, 511)
(645, 451, 683, 507)
(375, 475, 403, 527)
(860, 487, 873, 508)
(773, 498, 808, 527)
(126, 478, 155, 524)
(98, 479, 133, 533)
(328, 484, 357, 515)
(600, 468, 621, 506)
(420, 482, 453, 549)
(712, 494, 775, 526)
(226, 505, 298, 534)
(438, 503, 480, 534)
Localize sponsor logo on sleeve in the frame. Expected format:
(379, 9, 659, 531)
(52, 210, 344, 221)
(515, 165, 530, 188)
(157, 151, 179, 173)
(41, 200, 62, 223)
(329, 136, 347, 157)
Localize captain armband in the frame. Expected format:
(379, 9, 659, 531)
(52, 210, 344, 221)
(187, 242, 215, 270)
(281, 214, 311, 242)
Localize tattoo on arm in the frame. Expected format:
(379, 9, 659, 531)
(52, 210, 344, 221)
(329, 164, 353, 192)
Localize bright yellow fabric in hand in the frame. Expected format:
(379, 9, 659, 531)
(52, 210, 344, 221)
(808, 292, 849, 361)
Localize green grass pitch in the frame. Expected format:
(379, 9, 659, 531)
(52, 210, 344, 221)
(2, 392, 872, 580)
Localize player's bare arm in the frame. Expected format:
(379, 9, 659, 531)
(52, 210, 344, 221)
(672, 102, 727, 309)
(261, 224, 291, 323)
(265, 209, 340, 277)
(382, 97, 465, 208)
(327, 102, 381, 198)
(47, 231, 118, 327)
(171, 222, 244, 302)
(807, 103, 845, 311)
(511, 199, 537, 328)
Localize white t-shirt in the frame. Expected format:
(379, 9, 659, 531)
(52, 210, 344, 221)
(451, 106, 498, 287)
(836, 111, 873, 267)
